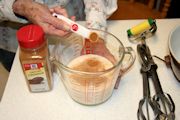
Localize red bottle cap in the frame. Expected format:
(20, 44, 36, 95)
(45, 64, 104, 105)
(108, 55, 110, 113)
(17, 24, 45, 49)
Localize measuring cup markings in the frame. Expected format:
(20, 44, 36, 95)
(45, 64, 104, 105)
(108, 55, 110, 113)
(67, 68, 115, 104)
(51, 29, 136, 105)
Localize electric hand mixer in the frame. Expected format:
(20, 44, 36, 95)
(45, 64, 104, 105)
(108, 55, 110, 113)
(127, 19, 175, 120)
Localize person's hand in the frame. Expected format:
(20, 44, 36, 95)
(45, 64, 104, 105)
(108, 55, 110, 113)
(12, 0, 72, 36)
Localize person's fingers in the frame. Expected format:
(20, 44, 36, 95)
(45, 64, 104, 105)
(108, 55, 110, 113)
(50, 29, 69, 36)
(50, 7, 75, 21)
(42, 23, 69, 36)
(49, 8, 54, 13)
(43, 14, 70, 31)
(70, 16, 76, 21)
(37, 12, 70, 35)
(49, 6, 76, 30)
(52, 6, 68, 17)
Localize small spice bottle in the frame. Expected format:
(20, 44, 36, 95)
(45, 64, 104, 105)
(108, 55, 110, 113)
(17, 24, 53, 92)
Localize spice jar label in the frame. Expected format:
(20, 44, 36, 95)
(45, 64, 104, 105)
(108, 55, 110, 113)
(23, 63, 50, 92)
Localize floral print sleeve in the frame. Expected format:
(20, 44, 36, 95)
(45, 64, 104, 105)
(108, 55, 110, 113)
(83, 0, 117, 30)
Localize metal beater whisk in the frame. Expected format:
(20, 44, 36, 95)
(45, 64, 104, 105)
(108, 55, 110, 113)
(137, 68, 155, 120)
(137, 43, 175, 120)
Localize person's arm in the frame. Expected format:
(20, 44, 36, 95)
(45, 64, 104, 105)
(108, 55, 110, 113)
(0, 0, 28, 23)
(83, 0, 117, 30)
(12, 0, 71, 36)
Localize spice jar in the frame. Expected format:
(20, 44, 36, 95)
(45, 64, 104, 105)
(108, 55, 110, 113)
(17, 24, 53, 92)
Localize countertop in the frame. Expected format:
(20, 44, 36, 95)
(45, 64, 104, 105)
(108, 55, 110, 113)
(0, 19, 180, 120)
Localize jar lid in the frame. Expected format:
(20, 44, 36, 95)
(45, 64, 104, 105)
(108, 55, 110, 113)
(17, 24, 45, 49)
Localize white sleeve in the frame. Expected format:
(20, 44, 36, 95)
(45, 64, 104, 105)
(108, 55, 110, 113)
(0, 0, 28, 23)
(83, 0, 117, 30)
